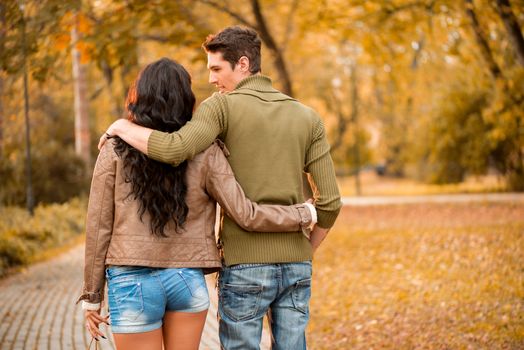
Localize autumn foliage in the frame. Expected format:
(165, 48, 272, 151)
(309, 203, 524, 349)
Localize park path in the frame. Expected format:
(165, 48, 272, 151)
(1, 192, 523, 349)
(0, 244, 271, 349)
(341, 192, 524, 206)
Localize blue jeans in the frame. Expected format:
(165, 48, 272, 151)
(218, 262, 312, 350)
(106, 266, 209, 333)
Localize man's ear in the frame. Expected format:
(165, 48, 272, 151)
(238, 56, 250, 73)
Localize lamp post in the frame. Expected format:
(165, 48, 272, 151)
(20, 1, 34, 215)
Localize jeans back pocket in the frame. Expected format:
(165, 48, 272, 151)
(291, 278, 312, 314)
(220, 283, 263, 321)
(107, 267, 146, 322)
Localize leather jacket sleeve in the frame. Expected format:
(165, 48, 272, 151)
(205, 142, 313, 232)
(77, 143, 117, 306)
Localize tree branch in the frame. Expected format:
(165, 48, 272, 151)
(495, 0, 524, 68)
(137, 34, 169, 43)
(251, 0, 293, 95)
(198, 0, 255, 28)
(281, 0, 299, 51)
(464, 0, 503, 80)
(368, 0, 436, 21)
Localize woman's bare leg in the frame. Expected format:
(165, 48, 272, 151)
(113, 328, 163, 350)
(163, 310, 208, 350)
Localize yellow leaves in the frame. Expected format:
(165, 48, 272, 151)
(308, 203, 524, 349)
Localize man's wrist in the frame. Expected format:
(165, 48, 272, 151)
(303, 203, 317, 229)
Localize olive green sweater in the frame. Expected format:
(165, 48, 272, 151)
(148, 75, 341, 266)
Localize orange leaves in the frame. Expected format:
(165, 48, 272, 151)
(76, 13, 92, 35)
(76, 41, 93, 64)
(53, 33, 70, 51)
(308, 203, 524, 349)
(46, 11, 94, 62)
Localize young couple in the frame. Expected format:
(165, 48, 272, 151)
(78, 26, 341, 350)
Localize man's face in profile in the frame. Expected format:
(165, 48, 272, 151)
(207, 51, 245, 93)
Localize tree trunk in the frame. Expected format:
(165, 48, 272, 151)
(349, 63, 361, 196)
(495, 0, 524, 68)
(250, 0, 294, 96)
(71, 14, 91, 170)
(328, 90, 349, 153)
(464, 0, 503, 80)
(0, 76, 3, 157)
(0, 2, 5, 157)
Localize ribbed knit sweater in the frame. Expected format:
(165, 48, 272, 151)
(148, 75, 341, 266)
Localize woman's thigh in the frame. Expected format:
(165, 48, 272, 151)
(162, 310, 208, 350)
(113, 328, 163, 350)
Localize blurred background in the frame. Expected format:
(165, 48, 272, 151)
(1, 0, 523, 209)
(0, 1, 523, 349)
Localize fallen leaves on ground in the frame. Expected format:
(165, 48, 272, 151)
(308, 202, 524, 349)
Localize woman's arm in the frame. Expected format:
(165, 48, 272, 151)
(205, 143, 316, 232)
(77, 144, 117, 310)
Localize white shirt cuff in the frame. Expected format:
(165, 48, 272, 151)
(303, 202, 317, 229)
(81, 301, 101, 311)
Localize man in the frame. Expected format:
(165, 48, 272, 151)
(100, 26, 341, 350)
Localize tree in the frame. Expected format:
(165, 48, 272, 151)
(0, 2, 5, 157)
(71, 12, 91, 170)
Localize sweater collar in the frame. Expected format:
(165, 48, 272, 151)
(234, 74, 276, 92)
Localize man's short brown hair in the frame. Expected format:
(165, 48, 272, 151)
(203, 26, 261, 74)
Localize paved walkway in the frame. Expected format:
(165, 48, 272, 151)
(0, 244, 271, 349)
(2, 192, 523, 349)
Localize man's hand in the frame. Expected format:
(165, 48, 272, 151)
(97, 119, 152, 154)
(98, 119, 132, 150)
(98, 119, 127, 150)
(309, 226, 330, 254)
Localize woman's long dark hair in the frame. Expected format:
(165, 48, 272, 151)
(114, 58, 195, 237)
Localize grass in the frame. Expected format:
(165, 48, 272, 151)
(338, 171, 507, 196)
(307, 202, 524, 349)
(0, 198, 86, 277)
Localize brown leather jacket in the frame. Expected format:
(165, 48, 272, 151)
(78, 141, 313, 305)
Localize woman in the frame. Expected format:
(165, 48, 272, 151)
(77, 58, 315, 350)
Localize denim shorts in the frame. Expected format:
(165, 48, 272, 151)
(106, 266, 209, 334)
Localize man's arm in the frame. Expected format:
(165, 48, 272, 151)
(304, 117, 342, 249)
(100, 94, 227, 165)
